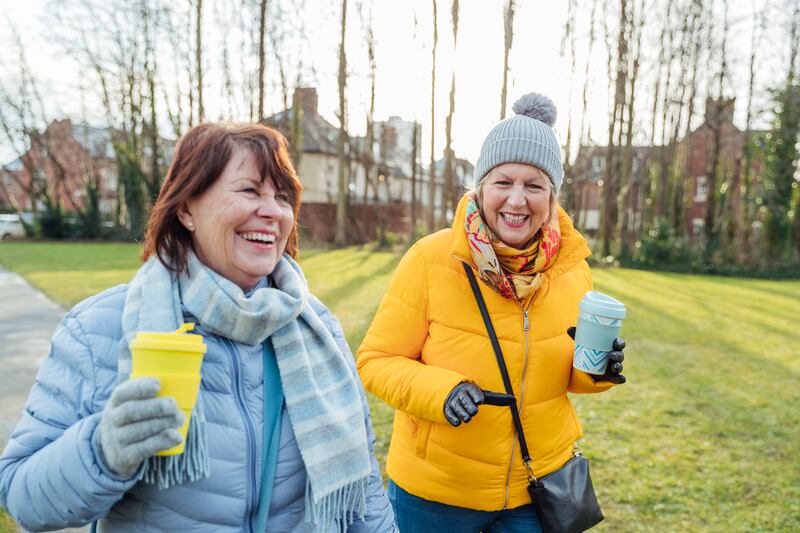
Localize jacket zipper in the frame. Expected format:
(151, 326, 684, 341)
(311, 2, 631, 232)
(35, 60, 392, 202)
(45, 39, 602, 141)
(224, 338, 259, 533)
(502, 308, 530, 509)
(456, 258, 532, 510)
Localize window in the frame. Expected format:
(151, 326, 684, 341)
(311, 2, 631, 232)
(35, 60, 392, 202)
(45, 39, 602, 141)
(695, 176, 708, 202)
(592, 156, 604, 173)
(692, 218, 705, 236)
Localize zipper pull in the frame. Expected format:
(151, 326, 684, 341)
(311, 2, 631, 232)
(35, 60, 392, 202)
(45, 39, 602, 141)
(523, 310, 529, 332)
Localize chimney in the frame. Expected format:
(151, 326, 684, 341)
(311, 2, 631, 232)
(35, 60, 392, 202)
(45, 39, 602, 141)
(293, 87, 318, 116)
(705, 97, 736, 126)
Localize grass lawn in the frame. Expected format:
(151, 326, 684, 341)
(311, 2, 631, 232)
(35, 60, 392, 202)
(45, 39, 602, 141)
(1, 241, 799, 531)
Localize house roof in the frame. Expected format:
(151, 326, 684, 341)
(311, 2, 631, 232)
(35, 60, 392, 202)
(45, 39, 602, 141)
(71, 123, 116, 159)
(264, 109, 340, 156)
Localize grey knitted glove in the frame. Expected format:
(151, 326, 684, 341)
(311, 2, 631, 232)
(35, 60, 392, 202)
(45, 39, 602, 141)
(96, 377, 185, 478)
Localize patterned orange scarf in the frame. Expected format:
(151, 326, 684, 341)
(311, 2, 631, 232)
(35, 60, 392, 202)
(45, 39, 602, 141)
(464, 193, 561, 303)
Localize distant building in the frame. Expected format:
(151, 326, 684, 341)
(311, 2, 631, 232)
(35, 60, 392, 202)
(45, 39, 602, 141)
(678, 97, 763, 237)
(570, 97, 764, 242)
(0, 119, 118, 216)
(0, 119, 175, 226)
(264, 87, 472, 241)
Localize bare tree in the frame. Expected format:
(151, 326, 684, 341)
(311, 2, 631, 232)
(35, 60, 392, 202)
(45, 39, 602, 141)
(427, 0, 439, 233)
(142, 0, 161, 201)
(257, 0, 268, 121)
(618, 0, 645, 257)
(736, 0, 768, 262)
(195, 0, 204, 122)
(560, 0, 578, 216)
(335, 0, 349, 246)
(671, 0, 704, 237)
(410, 121, 420, 242)
(704, 0, 729, 246)
(440, 0, 460, 227)
(499, 0, 515, 120)
(601, 0, 629, 257)
(360, 2, 377, 204)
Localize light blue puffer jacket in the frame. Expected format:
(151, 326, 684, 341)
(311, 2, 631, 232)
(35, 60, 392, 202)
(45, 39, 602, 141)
(0, 283, 395, 532)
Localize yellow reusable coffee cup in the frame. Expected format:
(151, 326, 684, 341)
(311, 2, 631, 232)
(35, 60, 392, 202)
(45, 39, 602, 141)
(130, 323, 207, 456)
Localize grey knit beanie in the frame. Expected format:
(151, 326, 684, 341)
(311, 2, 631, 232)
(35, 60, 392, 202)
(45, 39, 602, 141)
(474, 93, 563, 192)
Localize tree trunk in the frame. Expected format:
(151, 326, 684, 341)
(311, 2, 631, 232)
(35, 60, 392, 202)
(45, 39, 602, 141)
(427, 0, 439, 233)
(143, 0, 160, 201)
(440, 0, 459, 227)
(619, 0, 643, 259)
(195, 0, 204, 122)
(561, 0, 577, 216)
(739, 3, 767, 265)
(704, 0, 729, 247)
(499, 0, 515, 120)
(410, 121, 419, 243)
(335, 0, 348, 246)
(602, 0, 628, 258)
(257, 0, 268, 122)
(362, 7, 376, 206)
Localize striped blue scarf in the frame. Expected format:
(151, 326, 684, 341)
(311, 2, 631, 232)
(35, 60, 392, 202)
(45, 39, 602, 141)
(119, 253, 371, 531)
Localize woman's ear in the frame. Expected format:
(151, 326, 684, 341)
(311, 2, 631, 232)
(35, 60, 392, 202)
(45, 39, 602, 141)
(177, 204, 195, 232)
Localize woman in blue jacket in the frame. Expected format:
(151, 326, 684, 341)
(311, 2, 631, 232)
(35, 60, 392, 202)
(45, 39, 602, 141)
(0, 123, 395, 532)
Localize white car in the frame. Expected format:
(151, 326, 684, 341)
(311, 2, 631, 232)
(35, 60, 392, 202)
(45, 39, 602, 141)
(0, 214, 26, 240)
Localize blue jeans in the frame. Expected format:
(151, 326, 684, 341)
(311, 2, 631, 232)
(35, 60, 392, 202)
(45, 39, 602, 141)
(388, 480, 542, 533)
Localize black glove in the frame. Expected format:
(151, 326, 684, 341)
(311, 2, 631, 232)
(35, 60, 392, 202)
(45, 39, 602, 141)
(443, 382, 485, 426)
(567, 327, 626, 385)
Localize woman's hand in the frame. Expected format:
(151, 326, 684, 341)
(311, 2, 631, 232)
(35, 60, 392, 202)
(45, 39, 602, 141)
(97, 377, 185, 477)
(443, 382, 485, 426)
(567, 327, 626, 385)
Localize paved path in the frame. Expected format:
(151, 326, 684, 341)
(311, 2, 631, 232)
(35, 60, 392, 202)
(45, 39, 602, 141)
(0, 267, 86, 532)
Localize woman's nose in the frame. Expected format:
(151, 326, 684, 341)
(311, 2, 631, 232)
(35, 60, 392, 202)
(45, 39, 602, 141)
(507, 185, 526, 206)
(256, 196, 282, 218)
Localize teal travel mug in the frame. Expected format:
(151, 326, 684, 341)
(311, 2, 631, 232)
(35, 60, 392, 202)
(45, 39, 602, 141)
(573, 291, 627, 375)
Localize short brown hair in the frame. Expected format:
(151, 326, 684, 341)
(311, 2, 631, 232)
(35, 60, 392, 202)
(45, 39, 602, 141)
(142, 123, 302, 273)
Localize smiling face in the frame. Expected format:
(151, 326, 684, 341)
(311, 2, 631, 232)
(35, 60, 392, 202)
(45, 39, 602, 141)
(178, 147, 294, 290)
(479, 162, 553, 248)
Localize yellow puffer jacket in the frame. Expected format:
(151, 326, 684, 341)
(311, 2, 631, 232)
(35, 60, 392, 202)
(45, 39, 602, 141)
(357, 194, 617, 511)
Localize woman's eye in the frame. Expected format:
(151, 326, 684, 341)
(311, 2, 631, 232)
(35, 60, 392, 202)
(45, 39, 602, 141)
(241, 187, 259, 195)
(275, 193, 290, 203)
(527, 184, 543, 190)
(495, 180, 511, 186)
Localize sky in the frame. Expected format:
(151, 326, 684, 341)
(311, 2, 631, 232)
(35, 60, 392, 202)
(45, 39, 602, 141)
(0, 0, 791, 167)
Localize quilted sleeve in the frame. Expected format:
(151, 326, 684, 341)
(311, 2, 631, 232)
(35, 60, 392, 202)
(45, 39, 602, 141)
(0, 299, 138, 531)
(356, 243, 469, 425)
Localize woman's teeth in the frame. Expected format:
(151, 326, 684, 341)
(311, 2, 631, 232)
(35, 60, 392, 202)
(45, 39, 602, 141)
(240, 232, 276, 243)
(501, 213, 528, 224)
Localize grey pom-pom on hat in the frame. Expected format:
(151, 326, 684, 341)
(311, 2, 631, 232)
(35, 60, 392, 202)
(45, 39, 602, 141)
(474, 92, 563, 192)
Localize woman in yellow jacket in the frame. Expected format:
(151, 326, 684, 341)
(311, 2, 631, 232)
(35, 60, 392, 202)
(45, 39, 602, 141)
(357, 93, 626, 532)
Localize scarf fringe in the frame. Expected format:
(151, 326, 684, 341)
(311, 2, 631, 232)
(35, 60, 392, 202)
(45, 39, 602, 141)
(141, 407, 211, 490)
(303, 476, 369, 532)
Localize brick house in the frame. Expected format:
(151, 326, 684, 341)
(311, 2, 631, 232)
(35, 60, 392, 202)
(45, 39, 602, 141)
(0, 119, 118, 217)
(570, 97, 762, 242)
(678, 97, 763, 237)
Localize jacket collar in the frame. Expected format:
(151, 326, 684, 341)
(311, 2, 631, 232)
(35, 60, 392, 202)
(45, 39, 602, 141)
(450, 193, 591, 282)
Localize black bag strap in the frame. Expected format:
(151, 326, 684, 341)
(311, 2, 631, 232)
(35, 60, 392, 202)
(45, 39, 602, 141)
(462, 262, 538, 482)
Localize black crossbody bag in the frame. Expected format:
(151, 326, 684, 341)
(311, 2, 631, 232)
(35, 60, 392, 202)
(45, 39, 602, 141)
(463, 263, 604, 533)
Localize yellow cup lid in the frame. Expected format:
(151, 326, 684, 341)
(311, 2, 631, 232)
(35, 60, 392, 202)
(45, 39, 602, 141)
(130, 323, 208, 354)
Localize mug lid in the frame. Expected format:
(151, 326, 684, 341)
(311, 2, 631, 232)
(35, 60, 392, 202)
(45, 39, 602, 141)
(129, 323, 207, 353)
(579, 291, 627, 319)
